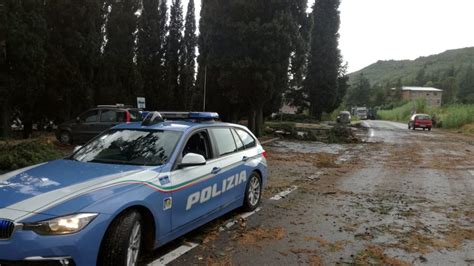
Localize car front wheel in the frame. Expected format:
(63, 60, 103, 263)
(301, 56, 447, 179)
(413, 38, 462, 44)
(243, 172, 262, 211)
(99, 210, 143, 266)
(59, 131, 72, 144)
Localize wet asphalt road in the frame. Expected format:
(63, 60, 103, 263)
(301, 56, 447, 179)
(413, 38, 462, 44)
(146, 120, 474, 266)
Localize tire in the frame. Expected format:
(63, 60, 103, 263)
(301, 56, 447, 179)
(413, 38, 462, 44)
(423, 128, 425, 131)
(428, 127, 432, 131)
(408, 124, 411, 129)
(99, 210, 143, 266)
(59, 131, 72, 144)
(243, 172, 262, 212)
(412, 126, 416, 131)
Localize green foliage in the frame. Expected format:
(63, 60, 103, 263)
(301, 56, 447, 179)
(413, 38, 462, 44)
(378, 100, 474, 129)
(346, 73, 371, 107)
(458, 64, 474, 103)
(197, 0, 301, 136)
(0, 139, 64, 171)
(179, 0, 197, 110)
(137, 0, 167, 110)
(98, 0, 141, 105)
(163, 0, 184, 110)
(304, 0, 343, 119)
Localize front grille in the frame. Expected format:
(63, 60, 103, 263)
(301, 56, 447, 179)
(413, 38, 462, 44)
(0, 219, 15, 239)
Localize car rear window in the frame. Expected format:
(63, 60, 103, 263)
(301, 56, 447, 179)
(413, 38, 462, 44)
(417, 115, 431, 120)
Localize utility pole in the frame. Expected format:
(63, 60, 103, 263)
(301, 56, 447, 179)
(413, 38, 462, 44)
(203, 65, 207, 111)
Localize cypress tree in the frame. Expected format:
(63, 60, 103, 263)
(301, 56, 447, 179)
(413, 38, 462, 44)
(163, 0, 184, 110)
(137, 0, 166, 110)
(304, 0, 342, 119)
(179, 0, 197, 110)
(5, 0, 47, 138)
(44, 0, 104, 121)
(99, 0, 140, 105)
(0, 0, 8, 137)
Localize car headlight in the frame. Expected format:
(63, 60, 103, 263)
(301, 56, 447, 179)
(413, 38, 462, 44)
(23, 213, 98, 235)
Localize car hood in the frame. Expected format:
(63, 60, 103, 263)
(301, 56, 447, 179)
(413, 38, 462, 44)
(0, 160, 161, 219)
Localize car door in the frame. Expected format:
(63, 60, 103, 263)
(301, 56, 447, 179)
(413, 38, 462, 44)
(98, 109, 119, 134)
(71, 109, 100, 143)
(170, 128, 244, 230)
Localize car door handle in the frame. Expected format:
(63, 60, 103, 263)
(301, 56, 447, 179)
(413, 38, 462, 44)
(242, 156, 249, 162)
(211, 167, 221, 174)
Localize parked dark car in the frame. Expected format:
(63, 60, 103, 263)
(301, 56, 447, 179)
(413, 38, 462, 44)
(56, 105, 142, 144)
(408, 114, 432, 131)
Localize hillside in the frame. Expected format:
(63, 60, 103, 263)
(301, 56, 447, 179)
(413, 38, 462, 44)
(348, 47, 474, 85)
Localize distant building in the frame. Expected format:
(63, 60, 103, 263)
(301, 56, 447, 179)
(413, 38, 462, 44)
(400, 86, 443, 107)
(279, 103, 298, 114)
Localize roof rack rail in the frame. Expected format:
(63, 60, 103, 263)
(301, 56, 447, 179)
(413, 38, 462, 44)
(97, 104, 134, 108)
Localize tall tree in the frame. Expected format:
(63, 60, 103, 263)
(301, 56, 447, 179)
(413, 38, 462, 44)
(44, 0, 104, 121)
(198, 0, 297, 136)
(163, 0, 184, 110)
(285, 0, 311, 109)
(98, 0, 140, 105)
(304, 0, 342, 120)
(5, 0, 47, 138)
(178, 0, 197, 110)
(346, 73, 371, 107)
(137, 0, 166, 110)
(458, 64, 474, 103)
(0, 0, 8, 137)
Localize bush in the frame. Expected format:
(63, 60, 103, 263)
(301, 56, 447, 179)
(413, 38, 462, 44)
(377, 100, 474, 130)
(0, 139, 64, 171)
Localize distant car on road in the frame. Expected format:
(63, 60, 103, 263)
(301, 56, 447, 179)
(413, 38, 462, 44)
(336, 111, 351, 124)
(408, 114, 432, 131)
(56, 105, 142, 144)
(355, 107, 368, 120)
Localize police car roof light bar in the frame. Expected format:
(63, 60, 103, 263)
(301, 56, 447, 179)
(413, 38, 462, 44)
(141, 111, 219, 125)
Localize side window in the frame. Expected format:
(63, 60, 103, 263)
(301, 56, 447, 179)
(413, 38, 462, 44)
(183, 131, 211, 159)
(80, 110, 99, 123)
(210, 128, 238, 157)
(100, 109, 117, 122)
(231, 129, 245, 151)
(117, 111, 127, 122)
(235, 128, 256, 149)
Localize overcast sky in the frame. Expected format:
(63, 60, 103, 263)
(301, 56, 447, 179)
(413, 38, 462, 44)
(186, 0, 474, 73)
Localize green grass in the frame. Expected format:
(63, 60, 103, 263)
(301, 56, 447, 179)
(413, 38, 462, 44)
(0, 138, 66, 171)
(378, 100, 474, 129)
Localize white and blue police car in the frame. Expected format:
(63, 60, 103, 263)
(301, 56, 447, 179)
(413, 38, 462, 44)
(0, 112, 267, 266)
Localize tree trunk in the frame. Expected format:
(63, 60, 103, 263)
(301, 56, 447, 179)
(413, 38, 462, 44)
(0, 101, 9, 138)
(255, 105, 263, 137)
(247, 109, 255, 133)
(22, 116, 33, 139)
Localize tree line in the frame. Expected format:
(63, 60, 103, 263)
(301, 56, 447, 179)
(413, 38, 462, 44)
(1, 0, 345, 138)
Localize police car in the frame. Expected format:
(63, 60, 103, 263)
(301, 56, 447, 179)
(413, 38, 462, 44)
(0, 112, 267, 266)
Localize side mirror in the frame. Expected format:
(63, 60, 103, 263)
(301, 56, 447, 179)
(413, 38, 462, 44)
(179, 153, 206, 168)
(73, 145, 82, 153)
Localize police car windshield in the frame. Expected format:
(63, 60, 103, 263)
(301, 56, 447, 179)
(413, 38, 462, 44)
(71, 129, 182, 166)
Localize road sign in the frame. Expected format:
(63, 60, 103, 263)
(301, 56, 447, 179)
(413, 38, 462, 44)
(137, 97, 146, 109)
